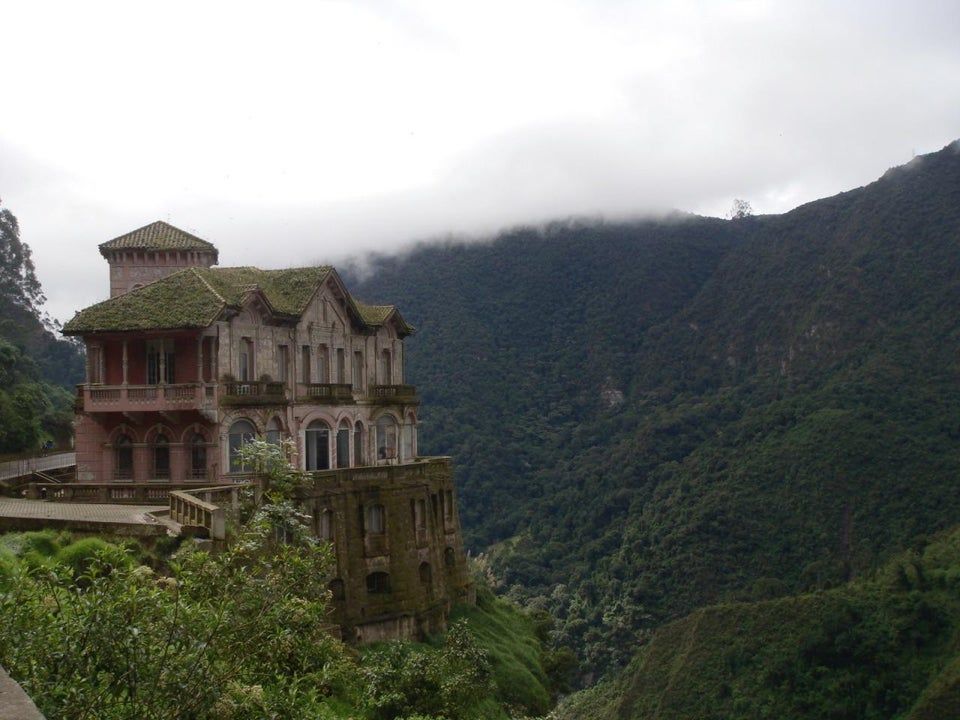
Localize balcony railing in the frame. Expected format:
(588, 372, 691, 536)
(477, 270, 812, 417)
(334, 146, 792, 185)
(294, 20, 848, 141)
(220, 381, 287, 406)
(297, 383, 354, 403)
(79, 383, 208, 413)
(368, 384, 419, 403)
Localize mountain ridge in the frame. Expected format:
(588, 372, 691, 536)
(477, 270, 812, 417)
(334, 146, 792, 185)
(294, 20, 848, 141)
(351, 140, 960, 677)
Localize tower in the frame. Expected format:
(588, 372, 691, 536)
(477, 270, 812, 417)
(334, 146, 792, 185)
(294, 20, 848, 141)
(99, 220, 218, 297)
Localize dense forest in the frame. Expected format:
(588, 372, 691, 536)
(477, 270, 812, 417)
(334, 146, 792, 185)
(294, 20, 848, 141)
(0, 202, 83, 454)
(350, 140, 960, 679)
(557, 525, 960, 720)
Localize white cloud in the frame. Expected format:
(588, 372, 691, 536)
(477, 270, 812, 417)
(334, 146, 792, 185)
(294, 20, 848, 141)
(1, 0, 958, 323)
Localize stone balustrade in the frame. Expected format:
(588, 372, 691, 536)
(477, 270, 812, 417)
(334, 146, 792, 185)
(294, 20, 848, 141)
(25, 482, 176, 504)
(368, 384, 419, 403)
(169, 484, 247, 540)
(297, 382, 355, 403)
(220, 381, 286, 405)
(78, 383, 210, 413)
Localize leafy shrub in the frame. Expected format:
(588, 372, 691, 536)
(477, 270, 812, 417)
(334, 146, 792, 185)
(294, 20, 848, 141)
(54, 537, 133, 578)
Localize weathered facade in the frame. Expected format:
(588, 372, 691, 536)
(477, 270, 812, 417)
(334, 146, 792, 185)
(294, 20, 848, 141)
(63, 221, 472, 641)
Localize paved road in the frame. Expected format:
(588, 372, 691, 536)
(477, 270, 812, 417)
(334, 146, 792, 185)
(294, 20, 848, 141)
(0, 499, 165, 525)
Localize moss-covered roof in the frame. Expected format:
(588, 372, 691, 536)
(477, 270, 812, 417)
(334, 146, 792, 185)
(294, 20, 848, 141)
(63, 265, 414, 336)
(354, 302, 415, 335)
(99, 221, 218, 255)
(356, 303, 395, 325)
(63, 268, 225, 333)
(193, 266, 332, 316)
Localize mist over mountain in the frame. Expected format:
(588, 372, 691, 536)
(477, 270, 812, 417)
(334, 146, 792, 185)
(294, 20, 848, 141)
(349, 140, 960, 676)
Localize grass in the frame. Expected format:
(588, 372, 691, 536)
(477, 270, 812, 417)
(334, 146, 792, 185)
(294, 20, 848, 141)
(451, 586, 553, 716)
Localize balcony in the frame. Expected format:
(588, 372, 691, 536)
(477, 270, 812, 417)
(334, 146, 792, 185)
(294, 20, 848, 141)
(367, 384, 419, 404)
(79, 383, 208, 413)
(220, 380, 287, 406)
(296, 383, 354, 404)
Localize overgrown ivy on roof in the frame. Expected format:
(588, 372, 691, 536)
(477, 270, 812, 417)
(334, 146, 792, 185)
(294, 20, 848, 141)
(63, 265, 415, 335)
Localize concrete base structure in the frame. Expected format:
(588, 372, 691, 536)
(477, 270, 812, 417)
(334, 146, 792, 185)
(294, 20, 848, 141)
(0, 666, 45, 720)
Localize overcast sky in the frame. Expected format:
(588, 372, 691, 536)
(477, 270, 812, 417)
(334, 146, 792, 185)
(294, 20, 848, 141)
(2, 0, 959, 325)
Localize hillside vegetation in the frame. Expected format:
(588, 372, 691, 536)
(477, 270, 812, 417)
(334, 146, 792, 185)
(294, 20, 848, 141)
(0, 527, 558, 720)
(0, 202, 83, 454)
(557, 525, 960, 720)
(350, 141, 960, 675)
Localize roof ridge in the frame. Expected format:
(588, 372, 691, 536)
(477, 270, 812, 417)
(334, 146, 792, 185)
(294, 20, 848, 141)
(99, 220, 217, 253)
(191, 267, 227, 304)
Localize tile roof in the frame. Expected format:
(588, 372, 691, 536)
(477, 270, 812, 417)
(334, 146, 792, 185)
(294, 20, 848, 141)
(63, 265, 415, 336)
(98, 221, 218, 255)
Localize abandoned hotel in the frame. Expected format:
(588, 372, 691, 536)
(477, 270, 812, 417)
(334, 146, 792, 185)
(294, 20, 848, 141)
(44, 220, 473, 642)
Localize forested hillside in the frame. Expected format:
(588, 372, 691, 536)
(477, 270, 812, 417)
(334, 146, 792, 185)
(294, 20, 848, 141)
(557, 526, 960, 720)
(0, 202, 83, 453)
(350, 140, 960, 676)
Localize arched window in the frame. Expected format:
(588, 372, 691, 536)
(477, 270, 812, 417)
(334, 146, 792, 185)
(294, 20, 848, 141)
(366, 504, 386, 534)
(419, 561, 432, 586)
(376, 415, 398, 461)
(228, 420, 256, 473)
(115, 434, 133, 481)
(336, 420, 350, 468)
(444, 547, 456, 568)
(190, 433, 207, 481)
(153, 433, 170, 480)
(305, 419, 331, 471)
(266, 417, 282, 445)
(328, 578, 345, 601)
(366, 572, 391, 594)
(354, 421, 364, 466)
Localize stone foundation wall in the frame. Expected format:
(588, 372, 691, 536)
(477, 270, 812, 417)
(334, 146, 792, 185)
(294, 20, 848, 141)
(298, 458, 473, 643)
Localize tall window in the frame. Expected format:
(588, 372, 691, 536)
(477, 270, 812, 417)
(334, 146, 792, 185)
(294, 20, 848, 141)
(190, 433, 207, 480)
(412, 497, 427, 530)
(152, 433, 170, 480)
(366, 504, 386, 534)
(228, 419, 256, 473)
(266, 417, 282, 445)
(419, 562, 432, 589)
(305, 420, 331, 471)
(354, 421, 364, 466)
(201, 337, 214, 382)
(402, 414, 416, 460)
(115, 434, 133, 481)
(380, 349, 392, 385)
(376, 415, 398, 461)
(336, 421, 350, 469)
(352, 351, 364, 390)
(336, 348, 346, 383)
(301, 345, 311, 383)
(317, 508, 333, 540)
(317, 345, 329, 383)
(238, 338, 254, 381)
(276, 345, 289, 383)
(147, 339, 175, 385)
(88, 345, 103, 384)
